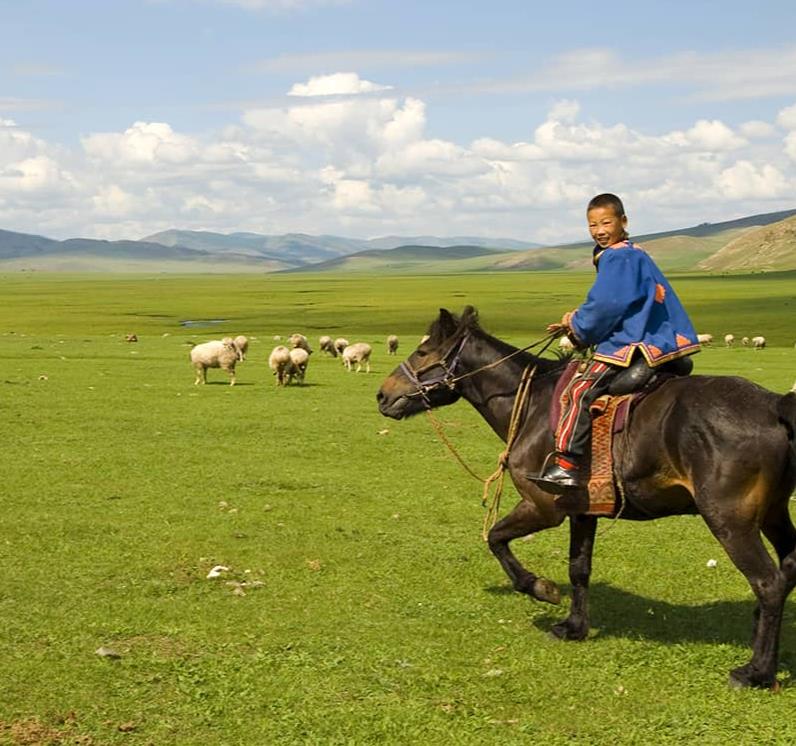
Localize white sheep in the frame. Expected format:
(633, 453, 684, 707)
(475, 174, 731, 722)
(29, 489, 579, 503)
(190, 337, 240, 386)
(387, 335, 399, 355)
(791, 379, 796, 393)
(234, 335, 249, 361)
(752, 336, 766, 350)
(558, 335, 575, 353)
(288, 333, 312, 354)
(342, 342, 372, 373)
(319, 335, 337, 357)
(268, 345, 292, 386)
(287, 347, 310, 385)
(697, 333, 713, 346)
(724, 334, 735, 347)
(334, 337, 350, 358)
(741, 336, 750, 346)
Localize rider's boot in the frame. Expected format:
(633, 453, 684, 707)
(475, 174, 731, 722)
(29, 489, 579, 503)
(529, 452, 585, 494)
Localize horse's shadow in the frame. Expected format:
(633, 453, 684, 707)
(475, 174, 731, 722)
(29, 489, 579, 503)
(487, 581, 796, 661)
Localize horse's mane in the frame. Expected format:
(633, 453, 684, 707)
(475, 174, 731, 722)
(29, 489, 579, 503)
(427, 305, 567, 375)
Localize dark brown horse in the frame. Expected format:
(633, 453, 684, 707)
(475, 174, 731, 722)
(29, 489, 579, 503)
(377, 306, 796, 688)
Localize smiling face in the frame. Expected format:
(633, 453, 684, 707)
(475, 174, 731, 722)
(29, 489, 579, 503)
(587, 205, 627, 248)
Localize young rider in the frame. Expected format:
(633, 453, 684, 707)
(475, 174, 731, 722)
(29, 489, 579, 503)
(533, 193, 701, 492)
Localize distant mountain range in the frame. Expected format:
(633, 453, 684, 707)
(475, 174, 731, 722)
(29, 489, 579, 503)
(0, 208, 794, 273)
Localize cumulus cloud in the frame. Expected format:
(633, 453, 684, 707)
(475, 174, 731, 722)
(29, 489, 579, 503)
(777, 103, 796, 130)
(716, 161, 789, 199)
(2, 80, 796, 242)
(288, 72, 393, 97)
(82, 122, 199, 165)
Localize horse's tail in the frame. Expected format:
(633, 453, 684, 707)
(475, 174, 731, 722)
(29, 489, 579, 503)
(778, 392, 796, 442)
(777, 392, 796, 495)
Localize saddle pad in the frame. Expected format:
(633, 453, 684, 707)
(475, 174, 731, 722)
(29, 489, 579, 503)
(586, 394, 633, 516)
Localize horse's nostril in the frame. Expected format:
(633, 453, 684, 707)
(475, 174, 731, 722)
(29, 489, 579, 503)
(376, 390, 384, 402)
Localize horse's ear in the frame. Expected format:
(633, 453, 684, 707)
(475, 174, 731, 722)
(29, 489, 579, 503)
(438, 308, 457, 336)
(460, 305, 479, 328)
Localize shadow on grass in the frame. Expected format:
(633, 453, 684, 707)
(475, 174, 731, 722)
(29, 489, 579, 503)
(518, 582, 796, 654)
(204, 381, 255, 386)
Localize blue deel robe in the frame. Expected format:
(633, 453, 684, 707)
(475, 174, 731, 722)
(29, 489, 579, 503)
(569, 240, 701, 367)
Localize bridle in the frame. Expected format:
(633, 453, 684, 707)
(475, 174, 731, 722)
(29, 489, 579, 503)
(399, 330, 560, 408)
(400, 333, 469, 407)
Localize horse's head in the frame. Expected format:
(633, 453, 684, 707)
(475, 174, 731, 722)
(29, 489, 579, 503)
(377, 306, 478, 419)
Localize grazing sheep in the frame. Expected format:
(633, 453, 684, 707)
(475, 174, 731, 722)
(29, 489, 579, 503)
(190, 337, 240, 386)
(287, 347, 310, 384)
(319, 335, 337, 357)
(558, 335, 574, 353)
(125, 333, 138, 343)
(791, 379, 796, 393)
(741, 336, 750, 346)
(697, 333, 713, 346)
(334, 337, 350, 357)
(268, 345, 292, 386)
(724, 334, 735, 347)
(233, 335, 249, 361)
(387, 335, 399, 355)
(752, 336, 766, 350)
(288, 333, 312, 354)
(342, 342, 372, 373)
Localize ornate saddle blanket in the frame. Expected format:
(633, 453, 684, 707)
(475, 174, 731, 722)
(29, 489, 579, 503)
(550, 359, 662, 516)
(584, 395, 633, 516)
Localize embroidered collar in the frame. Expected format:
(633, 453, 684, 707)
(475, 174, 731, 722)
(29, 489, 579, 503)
(593, 239, 633, 267)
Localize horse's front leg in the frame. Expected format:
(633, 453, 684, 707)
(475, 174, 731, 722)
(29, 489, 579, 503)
(551, 514, 597, 641)
(487, 498, 565, 605)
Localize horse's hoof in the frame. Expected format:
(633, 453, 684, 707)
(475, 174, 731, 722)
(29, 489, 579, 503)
(532, 578, 561, 605)
(550, 620, 588, 641)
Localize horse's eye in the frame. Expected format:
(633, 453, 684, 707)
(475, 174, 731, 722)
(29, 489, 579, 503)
(415, 349, 428, 358)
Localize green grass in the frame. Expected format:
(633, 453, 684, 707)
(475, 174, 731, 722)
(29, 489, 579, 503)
(1, 270, 796, 744)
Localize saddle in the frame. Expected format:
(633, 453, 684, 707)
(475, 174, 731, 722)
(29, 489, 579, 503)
(551, 355, 693, 516)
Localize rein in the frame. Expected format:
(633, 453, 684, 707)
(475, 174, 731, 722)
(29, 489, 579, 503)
(406, 330, 565, 537)
(426, 363, 537, 541)
(401, 330, 558, 406)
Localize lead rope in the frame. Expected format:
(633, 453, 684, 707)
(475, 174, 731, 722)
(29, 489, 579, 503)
(425, 363, 537, 541)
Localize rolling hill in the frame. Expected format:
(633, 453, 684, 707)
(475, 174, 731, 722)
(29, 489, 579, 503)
(1, 207, 794, 273)
(697, 213, 796, 271)
(281, 244, 504, 273)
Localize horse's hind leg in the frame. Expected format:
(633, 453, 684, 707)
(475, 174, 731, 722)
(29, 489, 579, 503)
(551, 515, 597, 641)
(703, 510, 786, 688)
(487, 499, 564, 605)
(762, 502, 796, 591)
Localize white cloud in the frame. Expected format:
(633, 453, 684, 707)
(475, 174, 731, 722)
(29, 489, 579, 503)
(785, 132, 796, 162)
(83, 121, 198, 165)
(740, 120, 776, 139)
(288, 72, 393, 97)
(2, 84, 796, 243)
(777, 103, 796, 130)
(716, 161, 789, 200)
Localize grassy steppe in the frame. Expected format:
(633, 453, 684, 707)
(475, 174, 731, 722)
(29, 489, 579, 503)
(1, 271, 795, 745)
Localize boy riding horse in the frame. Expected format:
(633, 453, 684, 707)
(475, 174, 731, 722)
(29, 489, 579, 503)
(532, 193, 701, 492)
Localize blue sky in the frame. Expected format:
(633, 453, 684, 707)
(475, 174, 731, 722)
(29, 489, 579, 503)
(2, 0, 796, 242)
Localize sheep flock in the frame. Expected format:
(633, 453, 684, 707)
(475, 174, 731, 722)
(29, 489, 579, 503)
(182, 327, 788, 390)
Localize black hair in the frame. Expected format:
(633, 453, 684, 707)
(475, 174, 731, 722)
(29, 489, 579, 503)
(587, 193, 628, 239)
(587, 192, 626, 217)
